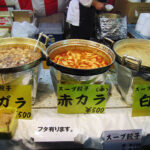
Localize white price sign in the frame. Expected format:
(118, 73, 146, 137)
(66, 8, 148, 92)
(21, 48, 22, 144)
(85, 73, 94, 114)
(103, 129, 142, 150)
(34, 117, 77, 142)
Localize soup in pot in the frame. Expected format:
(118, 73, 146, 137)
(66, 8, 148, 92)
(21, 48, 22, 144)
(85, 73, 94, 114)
(0, 46, 41, 68)
(116, 42, 150, 66)
(51, 49, 109, 69)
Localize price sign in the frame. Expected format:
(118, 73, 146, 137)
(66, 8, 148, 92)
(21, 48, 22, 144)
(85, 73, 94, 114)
(0, 84, 32, 119)
(132, 84, 150, 117)
(103, 129, 142, 150)
(57, 84, 108, 114)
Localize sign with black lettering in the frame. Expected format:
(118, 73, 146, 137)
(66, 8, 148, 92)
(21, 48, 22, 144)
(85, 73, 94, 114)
(132, 84, 150, 117)
(57, 84, 108, 114)
(103, 129, 142, 150)
(0, 84, 31, 119)
(34, 118, 76, 142)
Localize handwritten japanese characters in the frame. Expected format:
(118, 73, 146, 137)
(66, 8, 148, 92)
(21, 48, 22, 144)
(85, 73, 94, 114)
(38, 126, 73, 133)
(34, 118, 76, 142)
(57, 84, 108, 114)
(103, 129, 142, 150)
(105, 132, 141, 141)
(0, 96, 26, 108)
(0, 85, 32, 119)
(132, 84, 150, 117)
(0, 85, 11, 91)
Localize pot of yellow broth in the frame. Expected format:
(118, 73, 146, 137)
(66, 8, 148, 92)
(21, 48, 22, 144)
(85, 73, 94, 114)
(113, 38, 150, 106)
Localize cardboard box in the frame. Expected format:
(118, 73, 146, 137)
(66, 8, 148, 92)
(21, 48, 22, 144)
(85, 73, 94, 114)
(114, 0, 150, 23)
(12, 10, 33, 23)
(0, 11, 13, 32)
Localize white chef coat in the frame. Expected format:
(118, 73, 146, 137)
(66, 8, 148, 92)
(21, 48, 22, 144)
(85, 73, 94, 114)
(66, 0, 93, 26)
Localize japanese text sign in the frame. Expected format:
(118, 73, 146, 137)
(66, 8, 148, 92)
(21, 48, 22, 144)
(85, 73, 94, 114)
(57, 84, 109, 114)
(132, 84, 150, 117)
(0, 17, 12, 26)
(0, 84, 32, 119)
(103, 129, 142, 150)
(34, 117, 76, 142)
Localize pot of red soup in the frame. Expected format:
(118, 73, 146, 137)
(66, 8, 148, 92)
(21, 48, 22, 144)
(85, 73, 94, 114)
(47, 39, 115, 93)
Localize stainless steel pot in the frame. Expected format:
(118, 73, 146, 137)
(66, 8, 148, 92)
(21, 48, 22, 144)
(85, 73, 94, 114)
(47, 39, 115, 76)
(50, 66, 107, 94)
(0, 36, 48, 74)
(46, 39, 115, 94)
(0, 35, 49, 104)
(112, 38, 150, 106)
(113, 39, 150, 73)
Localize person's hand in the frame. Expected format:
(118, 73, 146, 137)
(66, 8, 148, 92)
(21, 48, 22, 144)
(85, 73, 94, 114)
(95, 2, 105, 10)
(92, 0, 105, 11)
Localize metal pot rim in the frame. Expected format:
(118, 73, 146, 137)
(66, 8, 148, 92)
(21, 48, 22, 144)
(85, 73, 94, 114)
(47, 39, 115, 76)
(98, 13, 126, 19)
(0, 37, 46, 74)
(113, 38, 150, 73)
(0, 58, 42, 74)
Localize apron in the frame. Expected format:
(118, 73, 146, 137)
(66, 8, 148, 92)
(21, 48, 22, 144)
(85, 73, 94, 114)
(79, 2, 95, 39)
(70, 0, 108, 39)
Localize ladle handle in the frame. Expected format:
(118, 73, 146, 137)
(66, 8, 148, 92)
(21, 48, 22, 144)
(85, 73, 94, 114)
(35, 33, 49, 59)
(39, 32, 49, 46)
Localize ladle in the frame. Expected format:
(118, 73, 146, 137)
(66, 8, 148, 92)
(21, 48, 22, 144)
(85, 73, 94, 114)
(34, 32, 49, 58)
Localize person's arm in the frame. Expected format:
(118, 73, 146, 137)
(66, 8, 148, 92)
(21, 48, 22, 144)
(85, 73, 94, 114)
(79, 0, 105, 10)
(92, 0, 105, 10)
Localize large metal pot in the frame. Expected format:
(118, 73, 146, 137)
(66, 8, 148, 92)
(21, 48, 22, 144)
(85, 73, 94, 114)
(113, 38, 150, 105)
(0, 35, 49, 104)
(47, 39, 115, 76)
(0, 36, 48, 74)
(46, 39, 115, 93)
(113, 39, 150, 73)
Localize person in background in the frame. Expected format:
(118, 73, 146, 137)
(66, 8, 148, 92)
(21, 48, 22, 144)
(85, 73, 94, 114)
(66, 0, 108, 39)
